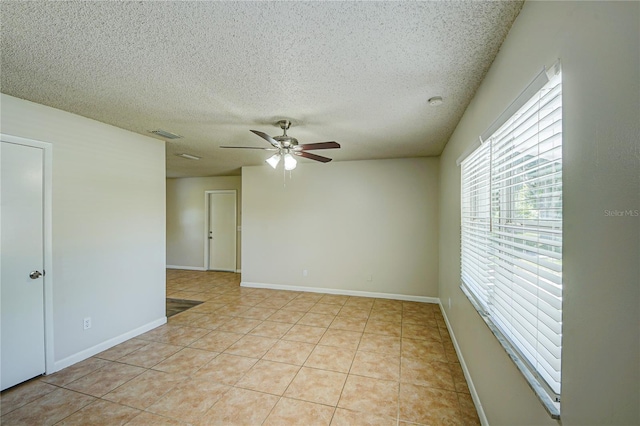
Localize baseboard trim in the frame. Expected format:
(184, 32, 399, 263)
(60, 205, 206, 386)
(439, 303, 488, 426)
(235, 269, 242, 274)
(241, 281, 439, 304)
(51, 317, 167, 373)
(166, 265, 206, 271)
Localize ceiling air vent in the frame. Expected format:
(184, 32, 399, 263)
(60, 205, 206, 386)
(149, 129, 182, 139)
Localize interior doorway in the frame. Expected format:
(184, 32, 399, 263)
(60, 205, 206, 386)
(204, 190, 237, 272)
(1, 135, 53, 390)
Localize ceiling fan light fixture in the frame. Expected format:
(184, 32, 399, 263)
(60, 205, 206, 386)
(284, 153, 297, 171)
(266, 153, 281, 169)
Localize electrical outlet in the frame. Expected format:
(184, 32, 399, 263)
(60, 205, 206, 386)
(366, 275, 373, 282)
(83, 317, 92, 330)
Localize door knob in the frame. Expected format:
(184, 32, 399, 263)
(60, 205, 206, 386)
(29, 271, 42, 279)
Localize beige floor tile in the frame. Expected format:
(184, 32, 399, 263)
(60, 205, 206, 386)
(188, 330, 244, 352)
(338, 375, 399, 419)
(267, 309, 306, 324)
(237, 306, 277, 320)
(369, 310, 403, 323)
(329, 316, 367, 332)
(64, 362, 145, 397)
(55, 399, 140, 425)
(351, 351, 400, 381)
(401, 323, 442, 342)
(344, 297, 375, 309)
(94, 339, 149, 361)
(358, 333, 401, 355)
(399, 383, 462, 425)
(331, 408, 396, 426)
(103, 369, 184, 409)
(284, 366, 347, 406)
(372, 299, 403, 312)
(193, 353, 258, 385)
(263, 397, 335, 426)
(400, 358, 455, 391)
(401, 337, 446, 362)
(318, 294, 349, 306)
(248, 320, 293, 339)
(40, 357, 110, 386)
(0, 388, 95, 426)
(402, 312, 437, 327)
(281, 300, 316, 312)
(283, 324, 327, 344)
(235, 359, 300, 395)
(224, 334, 278, 357)
(450, 362, 471, 393)
(298, 312, 335, 328)
(304, 345, 356, 373)
(309, 303, 342, 316)
(117, 341, 183, 368)
(126, 411, 186, 425)
(200, 387, 279, 426)
(263, 340, 315, 365)
(188, 301, 226, 314)
(318, 329, 362, 350)
(294, 293, 324, 303)
(215, 304, 250, 317)
(152, 347, 218, 375)
(458, 391, 482, 425)
(188, 313, 233, 330)
(167, 310, 206, 326)
(256, 298, 290, 309)
(216, 317, 262, 334)
(338, 306, 371, 320)
(0, 379, 58, 414)
(364, 320, 402, 337)
(147, 378, 230, 423)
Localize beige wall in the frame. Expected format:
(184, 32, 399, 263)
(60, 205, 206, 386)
(1, 94, 166, 366)
(166, 176, 242, 270)
(242, 158, 439, 299)
(439, 2, 639, 425)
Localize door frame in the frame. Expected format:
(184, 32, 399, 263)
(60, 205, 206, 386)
(1, 133, 54, 375)
(203, 190, 237, 272)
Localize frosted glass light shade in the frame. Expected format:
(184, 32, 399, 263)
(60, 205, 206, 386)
(284, 153, 297, 170)
(266, 153, 281, 169)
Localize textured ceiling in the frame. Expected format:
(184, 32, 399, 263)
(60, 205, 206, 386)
(1, 1, 522, 177)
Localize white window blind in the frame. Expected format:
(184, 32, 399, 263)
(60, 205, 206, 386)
(461, 69, 562, 415)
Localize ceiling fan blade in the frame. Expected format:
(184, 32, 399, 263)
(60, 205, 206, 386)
(220, 146, 278, 150)
(297, 141, 341, 150)
(294, 151, 332, 163)
(250, 130, 281, 148)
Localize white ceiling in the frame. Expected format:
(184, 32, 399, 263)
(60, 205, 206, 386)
(1, 1, 522, 177)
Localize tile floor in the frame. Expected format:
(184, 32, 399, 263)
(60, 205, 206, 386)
(0, 270, 480, 425)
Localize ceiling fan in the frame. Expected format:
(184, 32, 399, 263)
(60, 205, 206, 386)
(220, 120, 340, 170)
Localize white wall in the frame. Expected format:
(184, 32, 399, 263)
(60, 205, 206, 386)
(438, 2, 639, 425)
(1, 94, 166, 367)
(166, 176, 242, 270)
(242, 158, 439, 299)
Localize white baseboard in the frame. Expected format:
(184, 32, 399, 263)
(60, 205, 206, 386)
(439, 303, 488, 426)
(50, 317, 167, 373)
(241, 281, 439, 304)
(235, 269, 242, 274)
(166, 265, 206, 271)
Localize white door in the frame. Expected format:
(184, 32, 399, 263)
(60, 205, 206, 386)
(1, 141, 46, 391)
(208, 191, 236, 271)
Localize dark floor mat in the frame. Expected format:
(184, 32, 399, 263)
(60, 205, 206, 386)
(166, 298, 204, 317)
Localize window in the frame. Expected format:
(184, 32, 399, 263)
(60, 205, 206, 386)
(460, 66, 562, 418)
